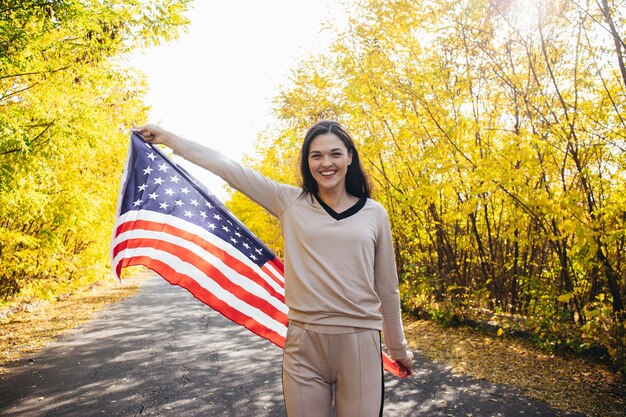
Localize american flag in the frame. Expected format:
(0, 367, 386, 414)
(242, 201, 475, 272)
(110, 132, 287, 346)
(111, 133, 403, 376)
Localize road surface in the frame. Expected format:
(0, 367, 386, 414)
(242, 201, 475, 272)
(0, 276, 584, 416)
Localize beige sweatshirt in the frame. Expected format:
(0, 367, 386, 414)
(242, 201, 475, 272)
(175, 139, 408, 360)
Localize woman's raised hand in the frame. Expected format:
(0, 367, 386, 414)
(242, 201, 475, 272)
(132, 124, 177, 149)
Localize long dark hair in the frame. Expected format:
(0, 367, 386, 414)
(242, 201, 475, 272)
(299, 120, 371, 199)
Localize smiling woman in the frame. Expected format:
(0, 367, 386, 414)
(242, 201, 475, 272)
(132, 120, 414, 417)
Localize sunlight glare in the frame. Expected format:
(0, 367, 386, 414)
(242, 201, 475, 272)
(509, 0, 540, 33)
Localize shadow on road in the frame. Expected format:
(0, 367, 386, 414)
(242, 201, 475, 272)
(0, 276, 583, 416)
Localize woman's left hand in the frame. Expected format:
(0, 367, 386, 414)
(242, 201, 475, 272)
(396, 350, 414, 376)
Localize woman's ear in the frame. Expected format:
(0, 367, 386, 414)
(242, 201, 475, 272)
(348, 150, 353, 166)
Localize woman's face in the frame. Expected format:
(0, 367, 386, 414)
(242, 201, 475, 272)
(308, 133, 353, 194)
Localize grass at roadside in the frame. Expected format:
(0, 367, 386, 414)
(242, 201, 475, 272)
(0, 272, 150, 374)
(405, 319, 626, 417)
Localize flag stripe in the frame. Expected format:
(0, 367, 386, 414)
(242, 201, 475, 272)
(261, 263, 285, 288)
(268, 257, 284, 274)
(113, 224, 286, 305)
(114, 248, 288, 337)
(383, 351, 402, 376)
(114, 210, 284, 294)
(120, 256, 287, 347)
(113, 237, 288, 322)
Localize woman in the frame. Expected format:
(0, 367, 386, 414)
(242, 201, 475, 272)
(133, 120, 413, 417)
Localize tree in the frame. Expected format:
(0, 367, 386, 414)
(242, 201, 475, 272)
(228, 0, 626, 372)
(0, 0, 190, 300)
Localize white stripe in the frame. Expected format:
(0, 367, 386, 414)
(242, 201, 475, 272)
(113, 228, 287, 312)
(113, 247, 287, 338)
(114, 210, 284, 292)
(263, 262, 284, 285)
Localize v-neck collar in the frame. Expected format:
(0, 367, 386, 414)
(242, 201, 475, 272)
(314, 193, 367, 221)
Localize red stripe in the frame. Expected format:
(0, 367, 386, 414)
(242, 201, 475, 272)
(120, 256, 287, 347)
(115, 218, 284, 296)
(261, 264, 284, 288)
(260, 258, 285, 288)
(114, 238, 288, 324)
(382, 352, 403, 376)
(269, 258, 284, 274)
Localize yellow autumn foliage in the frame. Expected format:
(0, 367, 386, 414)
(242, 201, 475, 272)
(227, 0, 626, 372)
(0, 1, 191, 301)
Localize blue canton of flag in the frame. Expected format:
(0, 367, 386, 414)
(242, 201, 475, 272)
(119, 133, 273, 267)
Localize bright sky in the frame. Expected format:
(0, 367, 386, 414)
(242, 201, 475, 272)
(127, 1, 350, 199)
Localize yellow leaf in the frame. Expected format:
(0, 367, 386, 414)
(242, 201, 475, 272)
(557, 293, 574, 303)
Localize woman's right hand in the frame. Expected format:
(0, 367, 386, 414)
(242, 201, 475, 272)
(132, 124, 178, 149)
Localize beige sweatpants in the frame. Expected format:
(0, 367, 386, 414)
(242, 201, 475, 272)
(282, 322, 383, 417)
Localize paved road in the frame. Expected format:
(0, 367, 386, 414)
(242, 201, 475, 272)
(0, 276, 584, 417)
